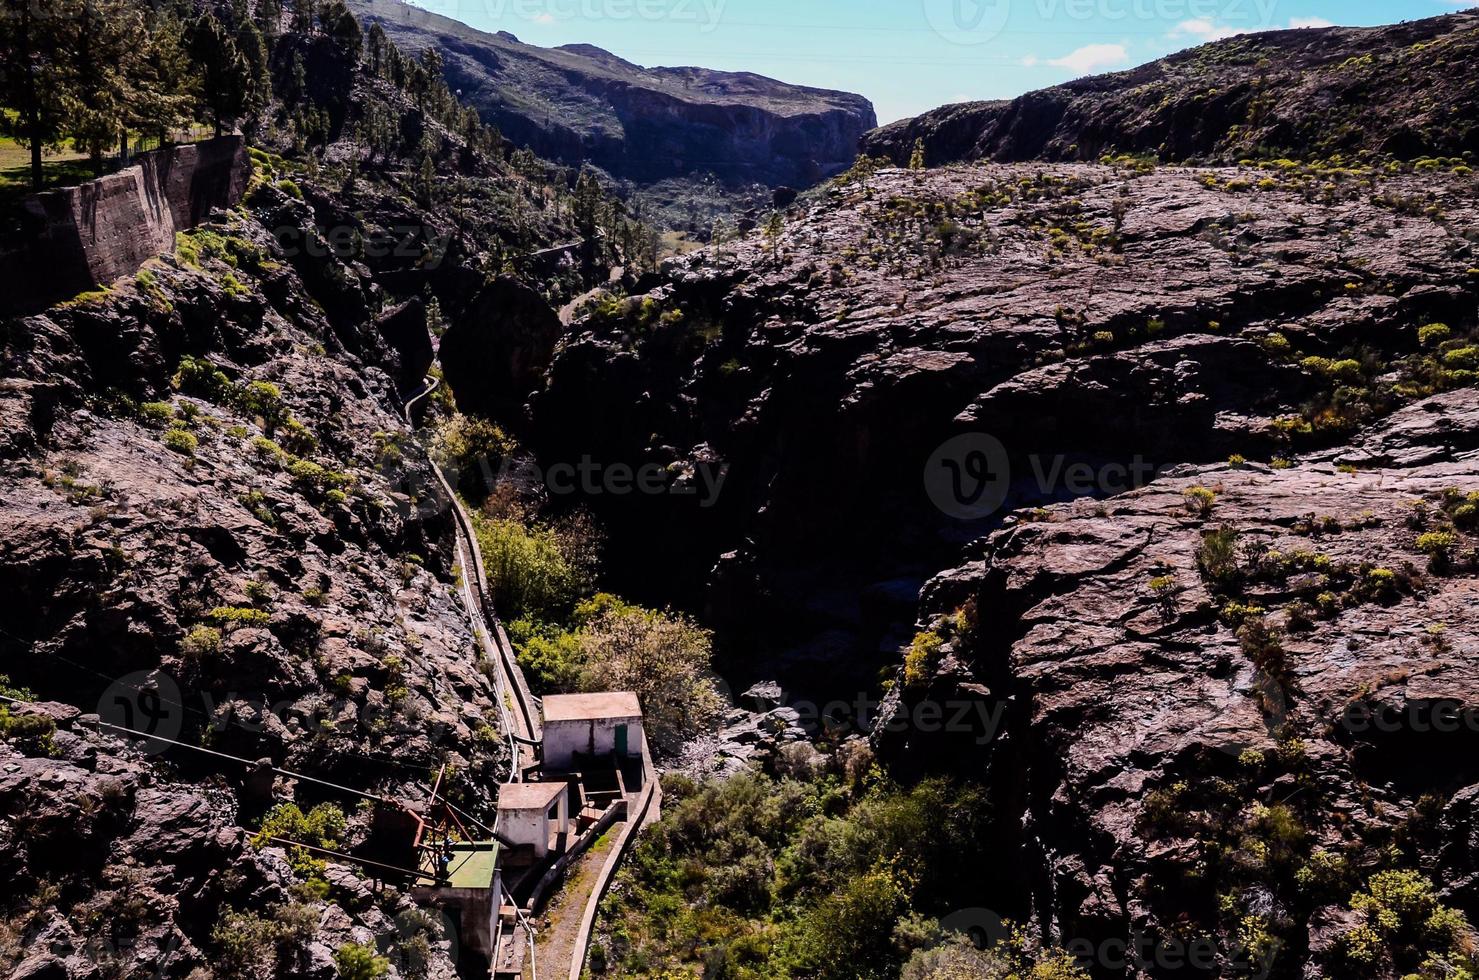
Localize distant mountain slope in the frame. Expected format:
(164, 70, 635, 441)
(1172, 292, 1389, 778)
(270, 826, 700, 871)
(349, 0, 877, 187)
(865, 11, 1479, 166)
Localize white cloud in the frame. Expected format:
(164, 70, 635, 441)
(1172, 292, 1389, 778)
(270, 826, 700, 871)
(1021, 54, 1039, 67)
(1047, 43, 1129, 74)
(531, 11, 556, 23)
(1171, 18, 1248, 41)
(1170, 15, 1338, 43)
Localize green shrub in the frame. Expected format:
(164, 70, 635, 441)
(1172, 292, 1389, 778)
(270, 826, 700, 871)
(1443, 347, 1479, 371)
(1361, 567, 1400, 601)
(278, 417, 317, 454)
(163, 428, 198, 456)
(431, 415, 517, 499)
(1338, 870, 1473, 972)
(0, 707, 57, 755)
(208, 606, 272, 629)
(278, 179, 303, 200)
(1183, 486, 1218, 517)
(1418, 323, 1452, 347)
(174, 356, 232, 401)
(902, 630, 944, 688)
(255, 802, 347, 850)
(334, 943, 389, 980)
(1417, 531, 1458, 570)
(252, 435, 292, 465)
(238, 380, 287, 430)
(472, 511, 599, 622)
(212, 904, 318, 980)
(181, 625, 223, 658)
(1197, 526, 1242, 585)
(289, 459, 351, 497)
(139, 401, 175, 427)
(1302, 356, 1365, 384)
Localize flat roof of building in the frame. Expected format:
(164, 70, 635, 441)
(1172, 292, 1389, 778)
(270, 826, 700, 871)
(541, 692, 642, 723)
(497, 781, 567, 811)
(417, 841, 499, 889)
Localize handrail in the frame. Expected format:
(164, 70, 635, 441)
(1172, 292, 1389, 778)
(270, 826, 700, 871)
(401, 377, 540, 776)
(404, 375, 546, 972)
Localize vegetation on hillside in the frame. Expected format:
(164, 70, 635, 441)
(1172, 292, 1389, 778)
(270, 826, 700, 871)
(590, 764, 1080, 980)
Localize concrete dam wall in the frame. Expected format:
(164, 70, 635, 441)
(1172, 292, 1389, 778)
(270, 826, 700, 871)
(1, 136, 251, 311)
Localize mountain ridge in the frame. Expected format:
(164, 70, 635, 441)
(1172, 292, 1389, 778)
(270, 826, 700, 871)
(864, 11, 1479, 167)
(349, 0, 878, 187)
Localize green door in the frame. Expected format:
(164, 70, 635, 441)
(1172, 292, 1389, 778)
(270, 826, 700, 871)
(615, 724, 629, 757)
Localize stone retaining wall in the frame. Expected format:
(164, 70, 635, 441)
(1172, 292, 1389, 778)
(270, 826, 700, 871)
(0, 136, 251, 310)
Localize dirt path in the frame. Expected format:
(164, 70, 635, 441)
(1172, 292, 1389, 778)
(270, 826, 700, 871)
(558, 266, 624, 326)
(526, 825, 622, 979)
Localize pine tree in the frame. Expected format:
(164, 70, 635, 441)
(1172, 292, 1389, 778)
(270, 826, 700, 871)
(190, 13, 250, 137)
(234, 18, 272, 123)
(255, 0, 281, 46)
(0, 0, 84, 189)
(416, 153, 435, 206)
(126, 7, 197, 156)
(366, 21, 387, 76)
(292, 0, 316, 34)
(763, 210, 784, 258)
(319, 0, 361, 62)
(69, 0, 141, 174)
(572, 170, 602, 240)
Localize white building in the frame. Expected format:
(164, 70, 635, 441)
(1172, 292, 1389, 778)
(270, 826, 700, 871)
(540, 692, 644, 773)
(495, 781, 569, 860)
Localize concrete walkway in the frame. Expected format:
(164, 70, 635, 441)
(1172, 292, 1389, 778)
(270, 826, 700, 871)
(527, 825, 621, 979)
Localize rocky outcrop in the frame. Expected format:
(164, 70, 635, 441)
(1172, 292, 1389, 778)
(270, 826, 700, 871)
(438, 276, 564, 424)
(864, 11, 1479, 168)
(525, 150, 1479, 976)
(0, 154, 577, 979)
(530, 159, 1479, 702)
(349, 0, 877, 187)
(0, 137, 252, 312)
(881, 391, 1479, 976)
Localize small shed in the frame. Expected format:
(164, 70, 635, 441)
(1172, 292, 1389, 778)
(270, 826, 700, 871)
(410, 841, 502, 973)
(496, 781, 570, 861)
(541, 692, 644, 773)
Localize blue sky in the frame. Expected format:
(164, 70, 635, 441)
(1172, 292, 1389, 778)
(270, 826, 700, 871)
(406, 0, 1477, 123)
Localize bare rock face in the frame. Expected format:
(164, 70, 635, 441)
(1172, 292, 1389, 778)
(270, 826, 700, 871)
(349, 0, 877, 187)
(530, 159, 1479, 697)
(864, 11, 1479, 168)
(882, 391, 1479, 976)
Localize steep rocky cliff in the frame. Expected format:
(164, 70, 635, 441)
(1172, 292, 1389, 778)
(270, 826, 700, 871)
(0, 19, 628, 974)
(526, 149, 1479, 977)
(0, 179, 495, 978)
(348, 0, 877, 188)
(864, 11, 1479, 168)
(528, 158, 1479, 699)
